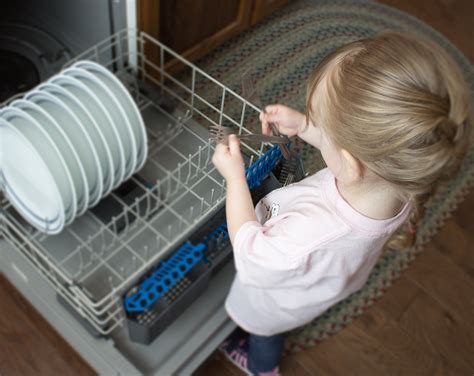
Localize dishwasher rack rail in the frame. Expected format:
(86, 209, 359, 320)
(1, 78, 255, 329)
(0, 29, 276, 336)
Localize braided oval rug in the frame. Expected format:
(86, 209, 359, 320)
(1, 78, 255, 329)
(191, 0, 474, 353)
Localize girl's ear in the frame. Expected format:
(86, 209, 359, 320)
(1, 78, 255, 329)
(341, 149, 362, 182)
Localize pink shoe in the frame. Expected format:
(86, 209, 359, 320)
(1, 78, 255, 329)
(219, 330, 281, 376)
(219, 330, 252, 375)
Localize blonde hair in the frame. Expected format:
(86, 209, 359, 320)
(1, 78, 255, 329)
(305, 32, 471, 249)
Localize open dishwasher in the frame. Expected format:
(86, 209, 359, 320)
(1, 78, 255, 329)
(0, 29, 300, 375)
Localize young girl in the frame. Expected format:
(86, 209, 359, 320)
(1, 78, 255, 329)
(212, 32, 471, 376)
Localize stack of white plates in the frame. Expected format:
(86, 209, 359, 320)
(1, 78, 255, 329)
(0, 60, 147, 234)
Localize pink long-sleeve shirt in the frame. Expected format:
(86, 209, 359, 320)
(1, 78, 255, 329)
(225, 168, 411, 336)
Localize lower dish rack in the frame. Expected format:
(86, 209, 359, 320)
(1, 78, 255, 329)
(0, 29, 299, 346)
(125, 167, 282, 345)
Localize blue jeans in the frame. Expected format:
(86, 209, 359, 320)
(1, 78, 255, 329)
(247, 332, 285, 374)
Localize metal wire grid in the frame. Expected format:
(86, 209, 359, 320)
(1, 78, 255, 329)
(0, 29, 273, 335)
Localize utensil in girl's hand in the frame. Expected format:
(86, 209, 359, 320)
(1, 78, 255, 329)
(209, 124, 289, 145)
(241, 70, 292, 160)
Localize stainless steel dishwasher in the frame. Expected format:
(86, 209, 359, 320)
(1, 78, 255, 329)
(0, 29, 289, 375)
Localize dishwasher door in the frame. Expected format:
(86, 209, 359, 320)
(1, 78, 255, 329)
(0, 238, 236, 375)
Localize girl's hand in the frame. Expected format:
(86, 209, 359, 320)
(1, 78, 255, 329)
(259, 104, 306, 137)
(212, 135, 246, 182)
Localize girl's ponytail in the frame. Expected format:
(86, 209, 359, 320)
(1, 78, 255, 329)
(306, 31, 471, 251)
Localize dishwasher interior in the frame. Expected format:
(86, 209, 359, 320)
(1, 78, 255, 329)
(0, 29, 302, 373)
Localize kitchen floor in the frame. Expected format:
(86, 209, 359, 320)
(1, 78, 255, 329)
(1, 0, 473, 375)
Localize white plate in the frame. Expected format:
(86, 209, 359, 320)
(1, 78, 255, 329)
(0, 112, 66, 233)
(25, 90, 95, 215)
(11, 99, 83, 222)
(50, 74, 125, 191)
(38, 83, 105, 206)
(74, 61, 148, 171)
(63, 67, 137, 181)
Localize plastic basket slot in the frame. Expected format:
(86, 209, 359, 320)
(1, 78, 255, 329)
(246, 145, 282, 189)
(124, 241, 205, 312)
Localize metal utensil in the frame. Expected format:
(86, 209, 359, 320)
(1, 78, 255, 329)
(209, 124, 289, 145)
(241, 70, 292, 159)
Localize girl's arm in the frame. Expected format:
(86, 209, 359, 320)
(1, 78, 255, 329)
(225, 175, 256, 244)
(212, 135, 256, 244)
(260, 105, 322, 150)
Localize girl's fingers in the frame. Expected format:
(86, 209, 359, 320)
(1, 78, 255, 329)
(261, 121, 270, 135)
(263, 112, 279, 124)
(214, 142, 229, 154)
(265, 105, 279, 114)
(228, 134, 241, 155)
(260, 112, 271, 135)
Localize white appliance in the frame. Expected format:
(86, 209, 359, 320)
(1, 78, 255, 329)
(0, 2, 251, 374)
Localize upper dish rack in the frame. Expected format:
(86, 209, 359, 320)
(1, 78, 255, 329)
(0, 29, 280, 335)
